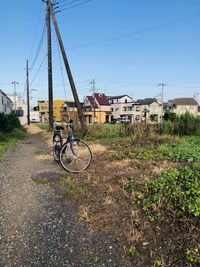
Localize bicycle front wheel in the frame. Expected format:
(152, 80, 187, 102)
(59, 140, 92, 173)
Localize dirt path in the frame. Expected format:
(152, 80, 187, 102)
(0, 127, 130, 267)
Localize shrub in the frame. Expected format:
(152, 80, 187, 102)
(0, 112, 21, 133)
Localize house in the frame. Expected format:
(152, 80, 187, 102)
(38, 100, 66, 122)
(165, 98, 198, 116)
(9, 95, 28, 125)
(0, 89, 13, 114)
(108, 95, 137, 123)
(84, 93, 111, 124)
(61, 101, 84, 122)
(136, 98, 162, 123)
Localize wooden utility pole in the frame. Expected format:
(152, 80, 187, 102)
(158, 83, 167, 124)
(26, 60, 30, 125)
(91, 79, 96, 122)
(46, 1, 54, 130)
(47, 0, 87, 130)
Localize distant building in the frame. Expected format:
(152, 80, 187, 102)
(84, 93, 111, 124)
(61, 101, 83, 122)
(108, 95, 138, 123)
(38, 100, 66, 122)
(9, 95, 28, 125)
(136, 98, 162, 123)
(0, 89, 13, 114)
(165, 98, 198, 116)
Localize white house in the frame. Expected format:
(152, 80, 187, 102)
(0, 89, 13, 114)
(108, 95, 145, 123)
(9, 96, 28, 125)
(136, 98, 162, 123)
(108, 95, 135, 123)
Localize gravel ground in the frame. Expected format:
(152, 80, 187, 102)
(0, 131, 130, 267)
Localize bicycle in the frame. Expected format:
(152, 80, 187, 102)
(53, 120, 92, 173)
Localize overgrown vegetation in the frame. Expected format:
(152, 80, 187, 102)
(0, 112, 26, 156)
(124, 163, 200, 220)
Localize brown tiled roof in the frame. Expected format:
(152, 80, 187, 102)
(172, 98, 198, 106)
(94, 93, 110, 106)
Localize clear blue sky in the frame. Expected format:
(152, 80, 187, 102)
(0, 0, 199, 106)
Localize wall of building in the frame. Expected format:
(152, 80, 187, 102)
(0, 90, 13, 114)
(174, 105, 198, 115)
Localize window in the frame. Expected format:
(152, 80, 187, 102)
(125, 99, 127, 103)
(136, 106, 140, 112)
(128, 107, 132, 111)
(111, 108, 113, 112)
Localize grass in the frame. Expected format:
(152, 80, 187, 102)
(0, 128, 26, 157)
(36, 123, 50, 130)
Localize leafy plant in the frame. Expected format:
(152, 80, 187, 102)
(186, 248, 200, 263)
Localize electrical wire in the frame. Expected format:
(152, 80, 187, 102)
(29, 1, 43, 60)
(30, 54, 47, 85)
(66, 13, 200, 50)
(56, 38, 68, 99)
(58, 0, 86, 8)
(30, 21, 47, 71)
(59, 0, 93, 12)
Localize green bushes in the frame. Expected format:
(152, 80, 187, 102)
(163, 112, 200, 136)
(0, 112, 21, 133)
(0, 112, 26, 156)
(124, 163, 200, 220)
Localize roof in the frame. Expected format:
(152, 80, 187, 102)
(63, 101, 83, 108)
(108, 95, 131, 100)
(170, 98, 198, 106)
(0, 89, 13, 104)
(87, 96, 98, 108)
(94, 93, 110, 106)
(137, 98, 158, 105)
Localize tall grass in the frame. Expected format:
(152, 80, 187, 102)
(162, 112, 200, 136)
(0, 112, 26, 156)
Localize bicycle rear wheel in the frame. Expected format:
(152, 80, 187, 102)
(59, 140, 92, 173)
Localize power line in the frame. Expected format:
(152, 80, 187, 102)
(58, 0, 87, 8)
(60, 0, 93, 12)
(66, 12, 200, 50)
(29, 1, 43, 60)
(30, 54, 47, 85)
(56, 37, 68, 99)
(30, 21, 46, 71)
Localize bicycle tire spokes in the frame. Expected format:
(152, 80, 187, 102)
(60, 140, 92, 173)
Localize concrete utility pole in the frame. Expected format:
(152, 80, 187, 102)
(12, 81, 19, 112)
(26, 60, 30, 125)
(46, 1, 54, 130)
(158, 83, 167, 123)
(47, 0, 87, 131)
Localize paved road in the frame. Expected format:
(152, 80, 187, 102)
(0, 130, 130, 267)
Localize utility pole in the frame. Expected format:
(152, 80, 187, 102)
(12, 81, 19, 112)
(91, 79, 96, 122)
(26, 60, 30, 125)
(46, 1, 54, 130)
(47, 0, 87, 131)
(158, 83, 167, 124)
